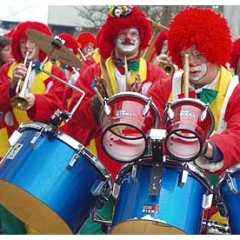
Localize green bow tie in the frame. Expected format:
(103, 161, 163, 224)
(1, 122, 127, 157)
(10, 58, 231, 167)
(128, 61, 140, 72)
(60, 64, 67, 70)
(33, 61, 42, 75)
(200, 88, 218, 104)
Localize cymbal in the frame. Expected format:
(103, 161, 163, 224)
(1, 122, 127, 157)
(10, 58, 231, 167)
(26, 29, 82, 68)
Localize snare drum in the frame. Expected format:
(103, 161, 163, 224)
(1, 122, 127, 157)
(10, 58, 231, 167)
(163, 98, 214, 162)
(216, 163, 240, 234)
(0, 122, 113, 234)
(111, 159, 212, 234)
(99, 92, 160, 163)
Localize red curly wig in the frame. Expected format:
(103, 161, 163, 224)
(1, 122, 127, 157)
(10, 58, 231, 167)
(58, 33, 79, 56)
(230, 38, 240, 69)
(95, 26, 112, 60)
(155, 30, 168, 55)
(77, 32, 97, 50)
(11, 21, 53, 63)
(100, 6, 152, 56)
(168, 7, 232, 69)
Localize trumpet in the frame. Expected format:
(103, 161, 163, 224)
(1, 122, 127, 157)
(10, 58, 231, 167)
(78, 48, 96, 63)
(163, 62, 175, 77)
(10, 52, 33, 111)
(142, 19, 168, 62)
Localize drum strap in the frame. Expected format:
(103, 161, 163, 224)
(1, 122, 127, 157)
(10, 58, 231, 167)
(216, 75, 239, 134)
(93, 49, 101, 64)
(171, 70, 184, 101)
(0, 128, 10, 159)
(104, 57, 147, 94)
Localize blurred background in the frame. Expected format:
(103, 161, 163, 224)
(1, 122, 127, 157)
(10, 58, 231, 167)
(0, 5, 239, 40)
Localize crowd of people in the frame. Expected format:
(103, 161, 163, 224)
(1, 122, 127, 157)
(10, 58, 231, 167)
(0, 5, 240, 235)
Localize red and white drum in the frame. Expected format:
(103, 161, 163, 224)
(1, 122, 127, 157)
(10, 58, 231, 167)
(99, 92, 160, 163)
(163, 98, 214, 162)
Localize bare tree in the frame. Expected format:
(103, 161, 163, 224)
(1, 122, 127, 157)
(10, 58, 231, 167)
(73, 6, 109, 29)
(74, 5, 224, 32)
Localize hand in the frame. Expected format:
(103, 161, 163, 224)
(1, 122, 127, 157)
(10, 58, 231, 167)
(25, 93, 36, 110)
(131, 74, 141, 92)
(154, 54, 171, 68)
(202, 142, 214, 159)
(94, 77, 108, 98)
(11, 64, 28, 88)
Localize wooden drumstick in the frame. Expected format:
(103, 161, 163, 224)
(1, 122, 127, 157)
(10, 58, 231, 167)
(124, 55, 131, 91)
(184, 53, 190, 98)
(94, 87, 104, 104)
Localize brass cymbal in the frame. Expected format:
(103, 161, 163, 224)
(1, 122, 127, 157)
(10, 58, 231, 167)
(26, 29, 82, 68)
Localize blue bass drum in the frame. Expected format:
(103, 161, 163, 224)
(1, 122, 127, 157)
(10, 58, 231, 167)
(0, 122, 112, 234)
(111, 159, 212, 234)
(216, 163, 240, 234)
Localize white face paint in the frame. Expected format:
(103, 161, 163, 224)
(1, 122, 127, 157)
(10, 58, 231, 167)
(189, 62, 207, 82)
(20, 39, 40, 62)
(115, 28, 140, 56)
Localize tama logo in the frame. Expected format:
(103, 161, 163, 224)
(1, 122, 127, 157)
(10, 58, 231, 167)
(116, 110, 133, 117)
(143, 205, 159, 214)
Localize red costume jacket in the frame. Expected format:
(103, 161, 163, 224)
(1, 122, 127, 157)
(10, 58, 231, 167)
(0, 61, 68, 160)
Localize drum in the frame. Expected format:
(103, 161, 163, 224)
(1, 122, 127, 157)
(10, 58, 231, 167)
(99, 92, 160, 163)
(111, 159, 212, 234)
(163, 98, 214, 162)
(0, 122, 113, 234)
(216, 163, 240, 234)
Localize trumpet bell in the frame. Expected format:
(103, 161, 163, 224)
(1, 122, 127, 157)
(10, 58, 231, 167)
(163, 63, 175, 77)
(10, 96, 29, 111)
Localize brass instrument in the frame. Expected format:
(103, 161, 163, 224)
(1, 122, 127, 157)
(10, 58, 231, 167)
(142, 19, 168, 62)
(78, 48, 96, 63)
(163, 62, 175, 77)
(10, 52, 33, 111)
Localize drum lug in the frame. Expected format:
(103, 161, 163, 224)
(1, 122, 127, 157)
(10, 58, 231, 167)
(202, 192, 213, 210)
(200, 104, 209, 122)
(8, 130, 22, 147)
(226, 172, 238, 194)
(104, 99, 111, 116)
(112, 183, 120, 199)
(166, 102, 174, 120)
(3, 143, 23, 161)
(142, 98, 152, 116)
(131, 164, 138, 183)
(91, 179, 109, 198)
(179, 168, 189, 188)
(30, 131, 43, 149)
(67, 154, 80, 168)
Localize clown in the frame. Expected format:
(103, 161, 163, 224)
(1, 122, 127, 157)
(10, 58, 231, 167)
(147, 7, 240, 233)
(77, 31, 97, 59)
(0, 21, 68, 234)
(154, 30, 178, 75)
(66, 5, 167, 234)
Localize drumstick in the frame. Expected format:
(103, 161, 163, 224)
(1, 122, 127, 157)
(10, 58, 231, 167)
(94, 87, 104, 104)
(124, 55, 131, 91)
(184, 53, 189, 98)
